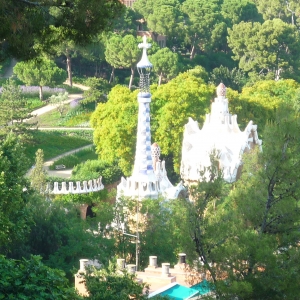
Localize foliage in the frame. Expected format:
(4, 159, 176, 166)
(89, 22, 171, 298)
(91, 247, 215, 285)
(152, 71, 215, 172)
(184, 101, 300, 299)
(91, 85, 138, 175)
(25, 199, 115, 280)
(72, 159, 123, 185)
(221, 0, 263, 28)
(0, 255, 80, 299)
(83, 260, 149, 300)
(105, 34, 140, 89)
(0, 79, 34, 139)
(181, 0, 226, 57)
(238, 79, 300, 131)
(213, 103, 300, 299)
(29, 149, 47, 194)
(82, 77, 110, 107)
(0, 134, 32, 255)
(49, 146, 97, 170)
(14, 58, 67, 100)
(0, 0, 124, 61)
(138, 197, 196, 269)
(209, 65, 246, 92)
(149, 47, 180, 85)
(228, 19, 300, 80)
(48, 91, 69, 117)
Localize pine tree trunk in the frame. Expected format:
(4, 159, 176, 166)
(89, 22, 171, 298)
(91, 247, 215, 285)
(158, 72, 162, 86)
(109, 67, 115, 84)
(66, 50, 72, 87)
(39, 86, 43, 100)
(129, 67, 135, 90)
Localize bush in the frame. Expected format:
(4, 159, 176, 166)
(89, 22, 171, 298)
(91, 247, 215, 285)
(72, 160, 123, 185)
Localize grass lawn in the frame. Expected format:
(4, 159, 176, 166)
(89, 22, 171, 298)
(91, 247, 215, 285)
(29, 102, 94, 127)
(25, 130, 94, 167)
(49, 146, 98, 170)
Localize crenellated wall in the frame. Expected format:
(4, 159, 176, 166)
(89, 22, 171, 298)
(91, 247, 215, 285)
(46, 176, 104, 195)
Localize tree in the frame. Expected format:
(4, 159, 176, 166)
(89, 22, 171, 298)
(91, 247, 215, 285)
(29, 149, 47, 194)
(0, 134, 32, 255)
(221, 0, 263, 28)
(82, 77, 110, 108)
(0, 255, 80, 299)
(83, 260, 149, 300)
(181, 0, 226, 58)
(149, 48, 180, 86)
(14, 58, 67, 100)
(152, 70, 214, 173)
(0, 79, 34, 138)
(0, 0, 124, 61)
(105, 34, 140, 89)
(146, 0, 184, 46)
(209, 65, 246, 92)
(48, 92, 69, 117)
(214, 103, 300, 299)
(91, 85, 138, 175)
(53, 40, 79, 87)
(182, 99, 300, 299)
(228, 19, 300, 80)
(237, 79, 300, 131)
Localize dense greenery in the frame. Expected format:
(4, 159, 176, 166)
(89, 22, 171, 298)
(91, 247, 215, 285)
(1, 0, 300, 298)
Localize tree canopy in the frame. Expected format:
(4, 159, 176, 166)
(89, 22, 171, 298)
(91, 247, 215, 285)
(14, 58, 67, 100)
(0, 0, 124, 61)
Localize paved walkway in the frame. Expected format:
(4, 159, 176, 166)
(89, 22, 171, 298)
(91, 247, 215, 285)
(30, 93, 83, 117)
(27, 144, 94, 179)
(43, 144, 94, 179)
(37, 127, 93, 131)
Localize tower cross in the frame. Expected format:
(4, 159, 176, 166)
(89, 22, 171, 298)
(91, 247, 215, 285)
(138, 35, 151, 51)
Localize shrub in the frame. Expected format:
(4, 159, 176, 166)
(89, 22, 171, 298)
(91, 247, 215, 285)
(72, 160, 123, 185)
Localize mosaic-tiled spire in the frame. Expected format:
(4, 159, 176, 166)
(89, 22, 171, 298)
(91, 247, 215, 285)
(132, 36, 155, 181)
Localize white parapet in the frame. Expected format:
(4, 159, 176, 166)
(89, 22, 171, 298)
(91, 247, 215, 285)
(46, 176, 104, 195)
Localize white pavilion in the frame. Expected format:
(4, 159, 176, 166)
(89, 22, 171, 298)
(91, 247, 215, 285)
(117, 36, 185, 200)
(180, 82, 262, 183)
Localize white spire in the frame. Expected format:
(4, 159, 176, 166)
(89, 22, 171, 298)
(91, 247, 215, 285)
(117, 36, 186, 200)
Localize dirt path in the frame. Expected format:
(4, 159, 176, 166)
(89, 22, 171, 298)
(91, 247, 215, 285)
(43, 144, 94, 178)
(26, 144, 94, 179)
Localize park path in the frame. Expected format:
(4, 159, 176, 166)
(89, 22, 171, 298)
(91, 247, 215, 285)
(26, 144, 94, 179)
(28, 82, 94, 178)
(43, 143, 94, 179)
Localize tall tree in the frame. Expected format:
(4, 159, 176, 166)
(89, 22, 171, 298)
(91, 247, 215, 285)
(214, 103, 300, 299)
(91, 85, 138, 175)
(0, 79, 34, 138)
(105, 34, 140, 89)
(82, 77, 110, 108)
(0, 134, 32, 255)
(228, 19, 300, 80)
(221, 0, 263, 28)
(181, 0, 226, 58)
(0, 0, 124, 61)
(152, 70, 214, 172)
(14, 58, 67, 100)
(29, 149, 47, 194)
(149, 48, 180, 85)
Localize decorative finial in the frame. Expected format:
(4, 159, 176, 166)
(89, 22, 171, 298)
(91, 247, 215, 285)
(137, 35, 153, 93)
(216, 82, 226, 97)
(151, 143, 161, 171)
(151, 143, 161, 159)
(137, 36, 153, 70)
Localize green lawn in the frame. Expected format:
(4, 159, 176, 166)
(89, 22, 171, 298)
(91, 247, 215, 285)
(49, 146, 98, 170)
(25, 130, 94, 167)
